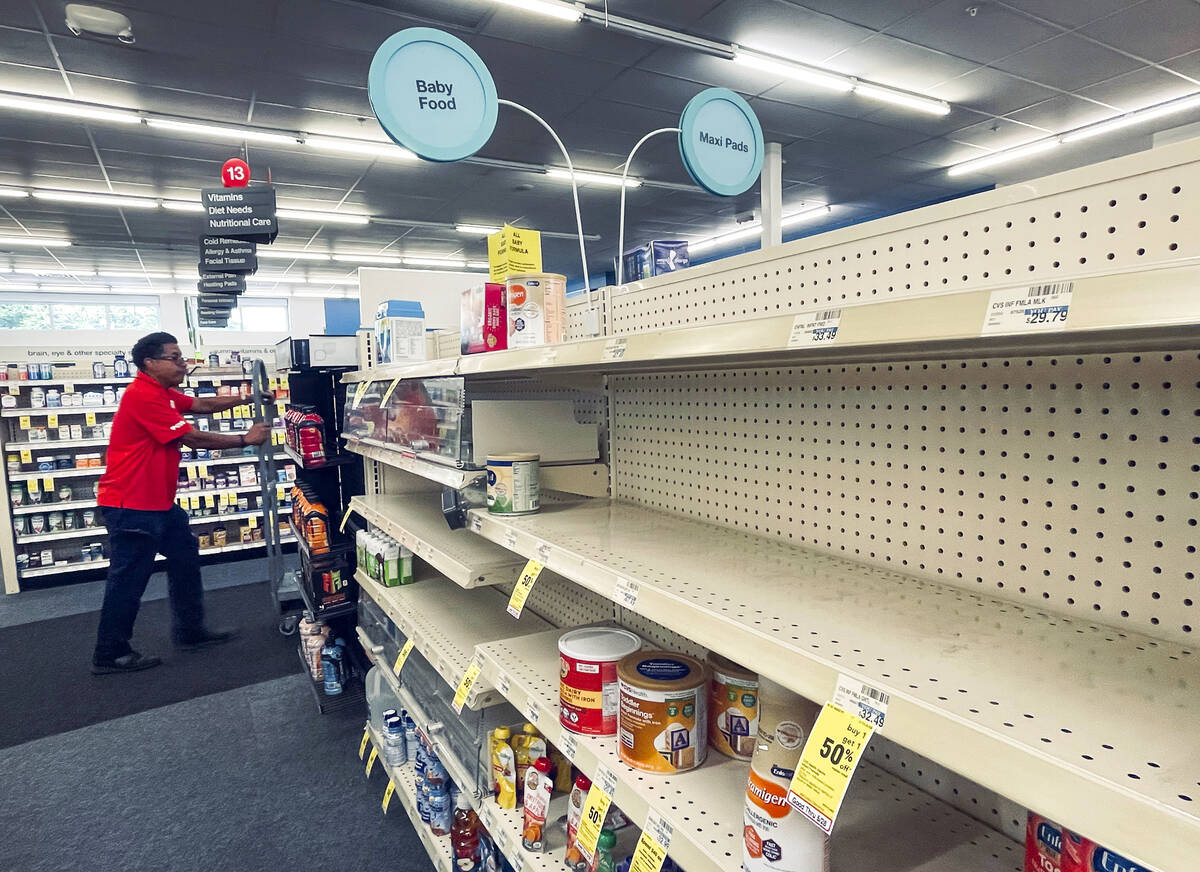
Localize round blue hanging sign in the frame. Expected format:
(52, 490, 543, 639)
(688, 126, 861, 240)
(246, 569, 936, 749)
(678, 88, 765, 197)
(368, 27, 498, 162)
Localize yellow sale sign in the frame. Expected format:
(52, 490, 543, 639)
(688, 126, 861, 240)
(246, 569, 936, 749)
(487, 224, 542, 282)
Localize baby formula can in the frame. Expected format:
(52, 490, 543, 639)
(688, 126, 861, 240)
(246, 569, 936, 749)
(486, 453, 539, 515)
(559, 627, 642, 736)
(617, 650, 709, 774)
(707, 652, 759, 760)
(506, 273, 565, 348)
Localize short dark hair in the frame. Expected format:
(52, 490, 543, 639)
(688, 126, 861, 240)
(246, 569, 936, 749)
(131, 332, 179, 370)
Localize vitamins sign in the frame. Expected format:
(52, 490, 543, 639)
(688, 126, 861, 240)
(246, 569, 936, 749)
(369, 28, 499, 163)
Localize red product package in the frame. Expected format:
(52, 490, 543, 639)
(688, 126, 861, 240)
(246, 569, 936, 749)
(1061, 830, 1149, 872)
(1025, 813, 1063, 872)
(460, 282, 507, 354)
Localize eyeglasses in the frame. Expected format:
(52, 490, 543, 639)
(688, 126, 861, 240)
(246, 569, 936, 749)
(153, 354, 187, 363)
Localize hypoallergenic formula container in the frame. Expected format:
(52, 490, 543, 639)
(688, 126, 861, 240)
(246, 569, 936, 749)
(617, 650, 709, 774)
(559, 627, 642, 736)
(707, 652, 759, 760)
(486, 453, 539, 515)
(506, 273, 565, 348)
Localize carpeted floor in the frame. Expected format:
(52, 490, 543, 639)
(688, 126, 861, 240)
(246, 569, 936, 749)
(0, 580, 298, 748)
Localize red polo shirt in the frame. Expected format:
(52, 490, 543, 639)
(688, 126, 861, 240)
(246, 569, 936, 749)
(97, 371, 195, 511)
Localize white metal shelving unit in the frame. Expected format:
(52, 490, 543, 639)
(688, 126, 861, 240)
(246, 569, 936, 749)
(14, 533, 295, 579)
(351, 494, 527, 588)
(344, 436, 484, 489)
(345, 140, 1200, 872)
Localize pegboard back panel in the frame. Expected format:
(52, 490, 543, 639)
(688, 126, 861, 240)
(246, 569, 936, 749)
(566, 289, 609, 341)
(610, 349, 1200, 645)
(610, 140, 1199, 334)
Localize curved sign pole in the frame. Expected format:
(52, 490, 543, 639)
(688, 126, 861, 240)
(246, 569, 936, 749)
(616, 127, 680, 287)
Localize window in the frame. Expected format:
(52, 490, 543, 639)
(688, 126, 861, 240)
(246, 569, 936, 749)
(0, 295, 161, 330)
(210, 299, 289, 332)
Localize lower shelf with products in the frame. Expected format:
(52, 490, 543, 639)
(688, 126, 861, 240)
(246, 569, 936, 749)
(16, 534, 296, 579)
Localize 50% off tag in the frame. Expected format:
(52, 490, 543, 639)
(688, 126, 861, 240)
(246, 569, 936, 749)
(576, 764, 619, 862)
(506, 560, 543, 619)
(786, 703, 875, 834)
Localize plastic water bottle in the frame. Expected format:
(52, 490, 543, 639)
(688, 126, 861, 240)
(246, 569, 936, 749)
(405, 716, 420, 761)
(383, 714, 407, 766)
(321, 642, 344, 695)
(429, 785, 453, 835)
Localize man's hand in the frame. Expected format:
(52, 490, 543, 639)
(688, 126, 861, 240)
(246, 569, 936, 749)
(243, 421, 270, 446)
(255, 390, 275, 407)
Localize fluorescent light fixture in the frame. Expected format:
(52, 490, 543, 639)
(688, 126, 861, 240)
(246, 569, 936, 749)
(467, 261, 491, 269)
(331, 253, 404, 264)
(0, 284, 40, 291)
(146, 118, 300, 146)
(456, 223, 501, 235)
(690, 205, 830, 253)
(162, 200, 204, 212)
(33, 269, 95, 277)
(98, 270, 173, 279)
(781, 204, 831, 226)
(243, 289, 289, 299)
(491, 0, 583, 22)
(732, 49, 853, 92)
(854, 83, 950, 116)
(277, 208, 370, 226)
(404, 256, 468, 268)
(1061, 93, 1200, 143)
(33, 190, 158, 209)
(0, 235, 71, 248)
(947, 138, 1060, 177)
(257, 249, 331, 261)
(0, 93, 141, 124)
(0, 187, 28, 199)
(329, 277, 359, 286)
(545, 167, 642, 188)
(247, 275, 313, 284)
(304, 136, 416, 160)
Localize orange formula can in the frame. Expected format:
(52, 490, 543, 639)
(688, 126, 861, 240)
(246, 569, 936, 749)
(707, 652, 759, 760)
(617, 651, 709, 774)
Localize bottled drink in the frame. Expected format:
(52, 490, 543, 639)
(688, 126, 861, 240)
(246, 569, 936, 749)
(429, 785, 453, 836)
(594, 829, 617, 872)
(451, 792, 481, 872)
(383, 715, 407, 766)
(321, 641, 343, 695)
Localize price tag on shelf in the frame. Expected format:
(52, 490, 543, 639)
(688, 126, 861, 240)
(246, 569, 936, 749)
(18, 415, 30, 430)
(536, 542, 550, 563)
(503, 530, 518, 551)
(268, 377, 278, 390)
(248, 515, 258, 529)
(513, 851, 524, 872)
(199, 464, 209, 478)
(393, 639, 415, 676)
(19, 449, 31, 464)
(352, 381, 369, 408)
(832, 674, 890, 730)
(85, 411, 97, 427)
(577, 763, 618, 862)
(339, 506, 354, 533)
(47, 413, 58, 429)
(7, 385, 17, 395)
(469, 514, 482, 533)
(63, 383, 73, 393)
(190, 496, 201, 511)
(981, 281, 1074, 335)
(381, 378, 401, 406)
(203, 494, 213, 509)
(787, 309, 843, 348)
(506, 559, 543, 619)
(629, 810, 673, 872)
(614, 577, 640, 609)
(559, 732, 578, 764)
(525, 700, 540, 725)
(382, 779, 396, 813)
(602, 337, 628, 361)
(497, 672, 511, 697)
(276, 485, 286, 502)
(359, 726, 371, 760)
(786, 703, 874, 834)
(365, 746, 379, 777)
(452, 659, 482, 714)
(27, 477, 39, 494)
(41, 476, 53, 492)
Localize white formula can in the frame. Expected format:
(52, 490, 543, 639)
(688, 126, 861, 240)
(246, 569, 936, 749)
(486, 453, 540, 515)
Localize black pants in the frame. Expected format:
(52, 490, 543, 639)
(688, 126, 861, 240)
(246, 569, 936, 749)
(94, 505, 205, 660)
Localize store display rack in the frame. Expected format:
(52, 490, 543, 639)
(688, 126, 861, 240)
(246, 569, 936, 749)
(343, 435, 484, 489)
(16, 533, 296, 579)
(350, 494, 526, 589)
(282, 443, 355, 470)
(298, 642, 365, 715)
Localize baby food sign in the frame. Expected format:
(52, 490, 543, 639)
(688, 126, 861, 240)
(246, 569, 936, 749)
(678, 88, 765, 197)
(368, 27, 498, 162)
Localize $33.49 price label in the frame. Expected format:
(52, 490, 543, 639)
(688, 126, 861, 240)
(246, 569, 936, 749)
(786, 703, 875, 834)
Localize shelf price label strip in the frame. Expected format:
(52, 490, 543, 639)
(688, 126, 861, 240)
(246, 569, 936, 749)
(506, 559, 543, 619)
(786, 703, 875, 834)
(576, 762, 619, 861)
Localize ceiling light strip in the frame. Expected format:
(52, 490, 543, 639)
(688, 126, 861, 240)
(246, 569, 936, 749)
(1060, 92, 1200, 143)
(947, 138, 1060, 177)
(491, 0, 583, 23)
(546, 167, 642, 188)
(0, 235, 72, 248)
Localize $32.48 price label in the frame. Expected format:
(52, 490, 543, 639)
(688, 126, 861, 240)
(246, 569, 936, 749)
(786, 703, 875, 834)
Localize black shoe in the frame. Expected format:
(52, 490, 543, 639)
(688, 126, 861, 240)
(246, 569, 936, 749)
(92, 651, 163, 675)
(174, 628, 240, 651)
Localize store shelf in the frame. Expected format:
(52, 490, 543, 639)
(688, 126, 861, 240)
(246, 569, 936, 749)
(475, 626, 1021, 872)
(2, 404, 120, 417)
(9, 466, 104, 481)
(3, 376, 132, 387)
(395, 673, 486, 804)
(466, 500, 1197, 870)
(343, 358, 458, 384)
(188, 509, 266, 526)
(12, 497, 99, 515)
(16, 527, 101, 544)
(6, 436, 110, 450)
(351, 494, 527, 589)
(365, 723, 455, 872)
(344, 436, 484, 489)
(282, 443, 355, 470)
(356, 573, 553, 710)
(16, 534, 295, 578)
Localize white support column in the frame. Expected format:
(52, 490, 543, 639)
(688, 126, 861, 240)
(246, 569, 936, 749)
(761, 141, 783, 249)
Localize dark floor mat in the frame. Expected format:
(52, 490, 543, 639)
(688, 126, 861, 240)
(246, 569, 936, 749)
(0, 581, 297, 749)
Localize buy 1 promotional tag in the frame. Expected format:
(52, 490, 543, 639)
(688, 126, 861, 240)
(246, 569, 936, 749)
(786, 703, 874, 834)
(359, 726, 371, 759)
(365, 745, 379, 777)
(577, 763, 619, 861)
(19, 448, 31, 464)
(41, 476, 53, 492)
(452, 659, 481, 714)
(27, 477, 39, 494)
(629, 810, 673, 872)
(393, 639, 415, 676)
(382, 779, 396, 813)
(506, 559, 543, 618)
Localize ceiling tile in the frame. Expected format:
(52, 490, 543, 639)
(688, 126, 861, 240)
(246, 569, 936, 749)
(925, 66, 1061, 116)
(885, 0, 1062, 64)
(998, 0, 1142, 29)
(819, 33, 980, 93)
(1004, 94, 1123, 133)
(948, 116, 1055, 149)
(1079, 0, 1200, 63)
(695, 0, 876, 63)
(779, 0, 941, 30)
(990, 34, 1143, 92)
(1075, 65, 1200, 112)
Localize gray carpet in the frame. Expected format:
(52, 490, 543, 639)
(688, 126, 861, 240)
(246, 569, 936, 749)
(0, 674, 431, 872)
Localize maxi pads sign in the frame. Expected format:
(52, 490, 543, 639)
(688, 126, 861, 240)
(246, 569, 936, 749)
(368, 27, 498, 162)
(678, 88, 765, 197)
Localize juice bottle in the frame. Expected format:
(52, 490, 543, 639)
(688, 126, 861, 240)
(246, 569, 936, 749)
(451, 793, 481, 872)
(564, 773, 591, 872)
(594, 829, 617, 872)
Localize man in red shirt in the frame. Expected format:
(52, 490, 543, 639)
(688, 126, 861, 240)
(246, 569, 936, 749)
(92, 332, 270, 674)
